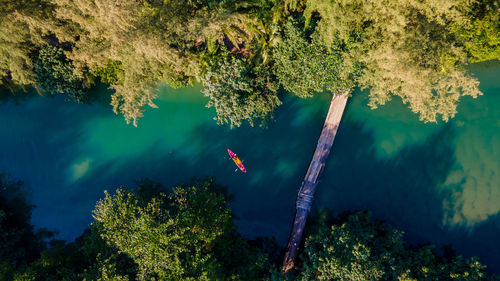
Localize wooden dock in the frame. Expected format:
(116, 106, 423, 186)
(282, 91, 349, 273)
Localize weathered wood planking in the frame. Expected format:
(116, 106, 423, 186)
(282, 92, 349, 274)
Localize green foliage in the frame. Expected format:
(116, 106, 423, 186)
(0, 177, 272, 280)
(34, 45, 86, 103)
(229, 0, 287, 64)
(90, 60, 124, 85)
(0, 174, 50, 281)
(304, 0, 484, 123)
(0, 0, 52, 88)
(0, 0, 288, 127)
(0, 0, 498, 125)
(0, 174, 498, 280)
(47, 0, 275, 126)
(297, 211, 493, 280)
(201, 55, 281, 128)
(93, 180, 271, 280)
(13, 229, 136, 281)
(449, 1, 500, 62)
(272, 21, 353, 97)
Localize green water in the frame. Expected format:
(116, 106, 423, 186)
(317, 60, 500, 270)
(0, 60, 499, 271)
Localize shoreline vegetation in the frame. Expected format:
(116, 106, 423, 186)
(1, 0, 499, 280)
(1, 175, 497, 280)
(0, 0, 498, 127)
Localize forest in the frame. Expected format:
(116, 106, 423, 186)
(1, 174, 496, 280)
(1, 0, 500, 280)
(0, 0, 498, 127)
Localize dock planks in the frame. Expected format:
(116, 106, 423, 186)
(282, 91, 349, 273)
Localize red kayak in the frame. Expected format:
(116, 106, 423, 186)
(227, 149, 247, 173)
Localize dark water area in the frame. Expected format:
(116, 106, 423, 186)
(0, 60, 499, 272)
(318, 60, 500, 272)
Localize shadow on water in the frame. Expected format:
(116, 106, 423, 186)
(0, 60, 498, 273)
(62, 94, 331, 243)
(0, 86, 39, 104)
(316, 117, 500, 272)
(84, 82, 113, 107)
(0, 82, 112, 107)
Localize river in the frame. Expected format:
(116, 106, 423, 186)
(0, 60, 499, 271)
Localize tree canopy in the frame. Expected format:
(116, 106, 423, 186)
(301, 0, 491, 122)
(295, 211, 494, 280)
(0, 0, 498, 125)
(34, 45, 86, 102)
(93, 186, 232, 280)
(201, 55, 281, 127)
(3, 178, 274, 280)
(0, 175, 497, 280)
(92, 179, 273, 280)
(272, 21, 354, 98)
(0, 174, 52, 280)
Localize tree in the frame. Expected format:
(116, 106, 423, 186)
(34, 45, 86, 103)
(90, 60, 124, 85)
(201, 55, 281, 127)
(449, 0, 500, 63)
(93, 179, 271, 280)
(297, 211, 493, 280)
(46, 0, 271, 126)
(0, 177, 272, 280)
(302, 0, 485, 123)
(0, 0, 55, 88)
(13, 228, 136, 281)
(0, 0, 497, 126)
(272, 21, 354, 98)
(1, 173, 497, 280)
(0, 174, 50, 280)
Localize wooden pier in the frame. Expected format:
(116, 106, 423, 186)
(282, 91, 349, 273)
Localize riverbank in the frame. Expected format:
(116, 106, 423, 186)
(0, 60, 498, 272)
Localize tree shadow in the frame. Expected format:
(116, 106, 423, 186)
(9, 85, 497, 273)
(0, 86, 39, 104)
(83, 82, 113, 107)
(47, 95, 328, 243)
(315, 119, 500, 273)
(0, 82, 112, 107)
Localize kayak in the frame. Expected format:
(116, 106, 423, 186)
(227, 149, 247, 173)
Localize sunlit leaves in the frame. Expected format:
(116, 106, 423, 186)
(304, 0, 485, 122)
(449, 1, 500, 63)
(201, 56, 281, 127)
(272, 21, 353, 98)
(298, 211, 492, 280)
(93, 185, 232, 280)
(34, 45, 86, 103)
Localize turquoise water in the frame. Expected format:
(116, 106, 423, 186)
(0, 60, 499, 271)
(317, 60, 500, 270)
